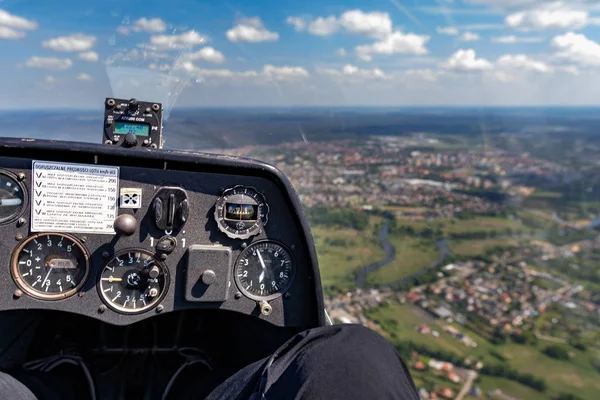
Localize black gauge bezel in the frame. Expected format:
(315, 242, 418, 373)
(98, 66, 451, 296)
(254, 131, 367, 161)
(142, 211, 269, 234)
(214, 185, 269, 240)
(97, 248, 169, 315)
(234, 240, 296, 301)
(11, 233, 90, 300)
(0, 169, 27, 226)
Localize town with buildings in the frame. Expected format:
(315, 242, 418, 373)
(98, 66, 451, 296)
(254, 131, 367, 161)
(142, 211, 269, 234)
(229, 132, 600, 400)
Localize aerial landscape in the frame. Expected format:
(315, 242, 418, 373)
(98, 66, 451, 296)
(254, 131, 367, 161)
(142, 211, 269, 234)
(2, 106, 600, 399)
(187, 107, 600, 400)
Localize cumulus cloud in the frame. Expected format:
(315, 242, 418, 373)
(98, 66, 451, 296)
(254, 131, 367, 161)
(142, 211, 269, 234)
(292, 10, 393, 39)
(149, 30, 205, 50)
(437, 26, 459, 35)
(442, 49, 493, 71)
(118, 17, 167, 34)
(286, 16, 308, 32)
(175, 62, 308, 81)
(0, 9, 37, 30)
(339, 10, 392, 38)
(319, 64, 388, 79)
(496, 54, 552, 72)
(355, 31, 430, 62)
(42, 34, 96, 52)
(458, 32, 480, 41)
(491, 35, 543, 43)
(0, 26, 25, 39)
(76, 73, 92, 81)
(552, 31, 600, 66)
(308, 16, 339, 36)
(506, 2, 590, 31)
(182, 47, 225, 64)
(25, 56, 73, 70)
(226, 17, 279, 43)
(78, 51, 99, 62)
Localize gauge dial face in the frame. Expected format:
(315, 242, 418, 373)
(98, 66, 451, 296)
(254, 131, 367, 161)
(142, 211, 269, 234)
(99, 250, 168, 314)
(0, 171, 25, 224)
(11, 233, 89, 300)
(214, 186, 269, 240)
(235, 241, 295, 301)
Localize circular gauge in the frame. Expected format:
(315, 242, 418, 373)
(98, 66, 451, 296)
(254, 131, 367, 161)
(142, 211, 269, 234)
(98, 249, 168, 314)
(0, 170, 26, 225)
(234, 241, 295, 301)
(11, 233, 89, 300)
(214, 186, 269, 240)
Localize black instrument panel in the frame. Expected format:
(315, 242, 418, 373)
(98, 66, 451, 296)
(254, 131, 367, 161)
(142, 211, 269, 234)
(0, 138, 325, 329)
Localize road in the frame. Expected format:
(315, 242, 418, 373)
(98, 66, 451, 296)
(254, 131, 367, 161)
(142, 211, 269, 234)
(455, 370, 478, 400)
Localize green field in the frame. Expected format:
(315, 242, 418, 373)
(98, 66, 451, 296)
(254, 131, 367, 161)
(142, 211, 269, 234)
(367, 302, 600, 399)
(471, 376, 550, 400)
(313, 225, 384, 293)
(366, 236, 439, 286)
(394, 216, 535, 237)
(449, 238, 524, 257)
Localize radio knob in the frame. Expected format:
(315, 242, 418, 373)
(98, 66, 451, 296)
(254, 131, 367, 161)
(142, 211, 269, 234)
(124, 133, 138, 147)
(129, 98, 139, 111)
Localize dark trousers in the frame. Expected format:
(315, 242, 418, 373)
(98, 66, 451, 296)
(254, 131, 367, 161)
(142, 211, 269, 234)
(0, 324, 419, 400)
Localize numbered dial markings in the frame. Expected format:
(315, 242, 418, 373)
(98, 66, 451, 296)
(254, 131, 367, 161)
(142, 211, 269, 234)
(11, 233, 89, 300)
(215, 186, 269, 240)
(0, 171, 25, 224)
(99, 250, 168, 314)
(235, 241, 294, 301)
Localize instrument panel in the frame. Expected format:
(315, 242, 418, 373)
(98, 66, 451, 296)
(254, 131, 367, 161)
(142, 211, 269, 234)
(0, 138, 325, 329)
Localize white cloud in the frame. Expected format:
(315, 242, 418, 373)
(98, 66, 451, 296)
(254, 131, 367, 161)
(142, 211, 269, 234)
(336, 48, 347, 56)
(25, 56, 73, 70)
(42, 34, 96, 52)
(442, 49, 493, 71)
(552, 31, 600, 66)
(286, 16, 307, 32)
(182, 47, 225, 64)
(491, 35, 543, 43)
(118, 17, 167, 34)
(320, 64, 388, 79)
(78, 51, 99, 62)
(506, 2, 590, 31)
(355, 31, 430, 61)
(339, 10, 392, 38)
(44, 76, 55, 84)
(0, 26, 25, 39)
(226, 17, 279, 43)
(0, 9, 37, 30)
(496, 54, 552, 72)
(308, 16, 339, 36)
(175, 62, 308, 81)
(437, 26, 459, 35)
(76, 73, 92, 81)
(458, 32, 480, 41)
(132, 17, 166, 33)
(263, 64, 309, 80)
(149, 30, 205, 50)
(402, 69, 440, 82)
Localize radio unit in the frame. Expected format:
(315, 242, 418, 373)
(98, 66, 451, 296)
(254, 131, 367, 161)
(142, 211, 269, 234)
(103, 97, 163, 149)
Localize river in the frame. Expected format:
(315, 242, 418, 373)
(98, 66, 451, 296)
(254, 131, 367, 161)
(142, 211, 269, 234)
(354, 220, 451, 288)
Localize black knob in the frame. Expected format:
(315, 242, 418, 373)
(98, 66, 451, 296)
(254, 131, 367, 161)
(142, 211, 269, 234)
(114, 214, 138, 236)
(124, 133, 138, 147)
(129, 98, 138, 111)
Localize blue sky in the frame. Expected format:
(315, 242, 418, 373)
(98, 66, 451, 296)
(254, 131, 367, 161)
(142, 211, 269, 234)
(2, 0, 600, 108)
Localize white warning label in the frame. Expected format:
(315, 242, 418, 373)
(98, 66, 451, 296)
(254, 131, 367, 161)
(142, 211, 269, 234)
(31, 161, 120, 234)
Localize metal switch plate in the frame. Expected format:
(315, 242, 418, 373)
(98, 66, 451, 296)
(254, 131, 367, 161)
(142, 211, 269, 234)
(185, 245, 232, 303)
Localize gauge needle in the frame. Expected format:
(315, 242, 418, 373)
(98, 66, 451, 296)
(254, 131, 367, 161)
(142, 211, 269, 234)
(41, 268, 52, 287)
(259, 271, 265, 283)
(257, 250, 266, 270)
